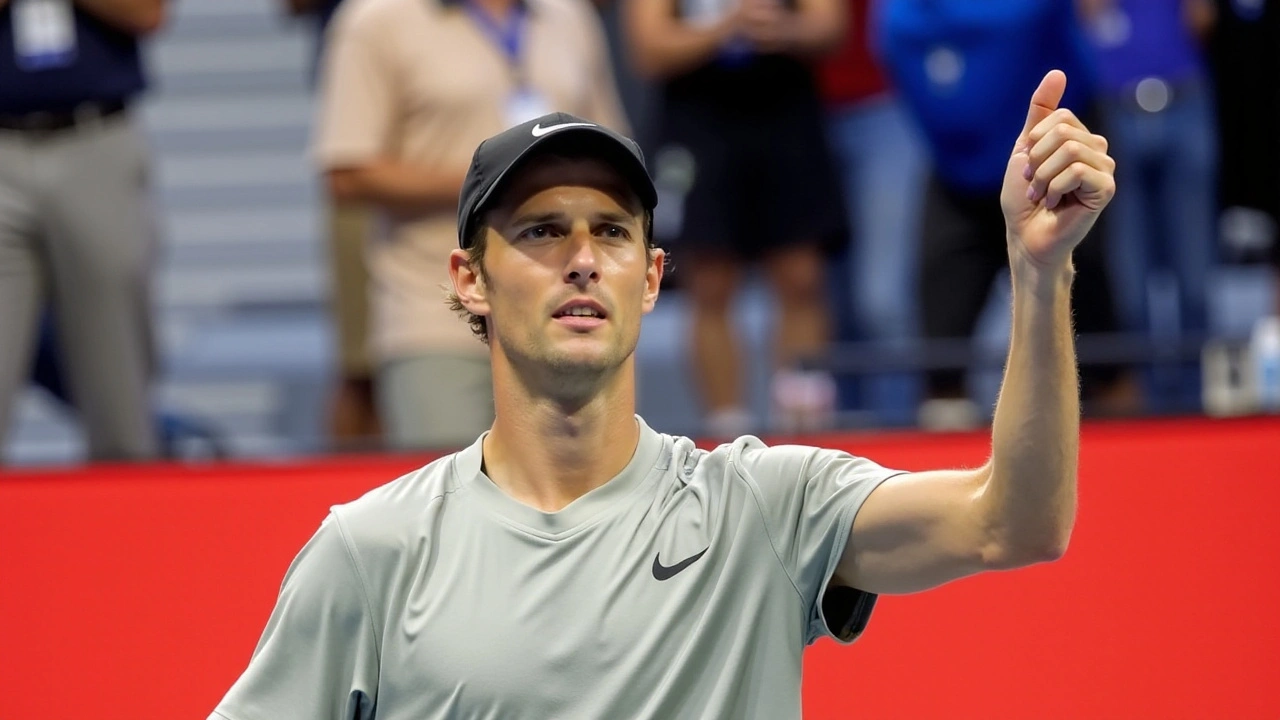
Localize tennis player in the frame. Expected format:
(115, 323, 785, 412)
(210, 70, 1112, 720)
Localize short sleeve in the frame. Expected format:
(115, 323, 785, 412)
(311, 4, 398, 169)
(733, 442, 903, 645)
(210, 514, 379, 720)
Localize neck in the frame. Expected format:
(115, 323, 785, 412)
(482, 354, 641, 513)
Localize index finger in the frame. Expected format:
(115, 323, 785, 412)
(1027, 108, 1093, 146)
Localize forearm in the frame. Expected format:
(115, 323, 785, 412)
(74, 0, 164, 34)
(982, 247, 1079, 565)
(626, 14, 735, 80)
(327, 160, 467, 214)
(783, 0, 845, 55)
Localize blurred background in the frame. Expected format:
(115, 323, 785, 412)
(2, 0, 1277, 466)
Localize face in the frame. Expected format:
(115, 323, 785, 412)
(450, 156, 664, 381)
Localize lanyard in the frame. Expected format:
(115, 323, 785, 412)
(463, 0, 527, 83)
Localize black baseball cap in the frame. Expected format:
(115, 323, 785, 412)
(456, 112, 659, 249)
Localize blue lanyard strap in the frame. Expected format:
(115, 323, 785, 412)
(463, 0, 526, 69)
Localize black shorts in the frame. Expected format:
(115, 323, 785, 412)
(648, 98, 847, 264)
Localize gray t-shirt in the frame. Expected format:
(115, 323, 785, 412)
(211, 417, 902, 720)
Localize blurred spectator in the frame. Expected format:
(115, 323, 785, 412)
(1207, 0, 1280, 315)
(878, 0, 1139, 429)
(314, 0, 628, 450)
(591, 0, 655, 144)
(625, 0, 848, 437)
(281, 0, 383, 450)
(1084, 0, 1218, 411)
(0, 0, 166, 461)
(818, 0, 926, 427)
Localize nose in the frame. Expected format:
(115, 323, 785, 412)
(563, 227, 600, 288)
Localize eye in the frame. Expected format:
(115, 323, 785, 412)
(599, 225, 629, 240)
(519, 224, 556, 241)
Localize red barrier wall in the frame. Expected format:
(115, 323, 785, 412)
(2, 417, 1278, 719)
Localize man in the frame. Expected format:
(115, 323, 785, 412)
(624, 0, 848, 437)
(1084, 0, 1219, 412)
(878, 0, 1138, 429)
(818, 0, 927, 427)
(0, 0, 165, 461)
(211, 71, 1111, 718)
(279, 0, 383, 449)
(1208, 0, 1280, 314)
(315, 0, 627, 450)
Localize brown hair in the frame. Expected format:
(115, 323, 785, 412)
(445, 224, 493, 344)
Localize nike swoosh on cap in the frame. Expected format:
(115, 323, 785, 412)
(531, 122, 597, 137)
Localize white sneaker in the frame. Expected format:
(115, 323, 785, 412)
(771, 369, 837, 434)
(705, 407, 755, 440)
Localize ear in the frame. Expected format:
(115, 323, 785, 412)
(641, 248, 665, 314)
(449, 248, 490, 316)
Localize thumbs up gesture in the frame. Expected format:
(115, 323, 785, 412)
(1002, 70, 1116, 270)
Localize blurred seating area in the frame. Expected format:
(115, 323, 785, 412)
(1, 0, 1277, 465)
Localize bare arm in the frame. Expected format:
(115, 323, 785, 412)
(836, 71, 1112, 595)
(1183, 0, 1217, 41)
(327, 162, 468, 215)
(741, 0, 846, 56)
(788, 0, 846, 53)
(315, 6, 466, 214)
(74, 0, 165, 35)
(622, 0, 738, 80)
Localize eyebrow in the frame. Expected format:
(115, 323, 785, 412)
(509, 211, 565, 228)
(509, 210, 640, 228)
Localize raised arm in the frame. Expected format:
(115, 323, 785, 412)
(836, 70, 1114, 595)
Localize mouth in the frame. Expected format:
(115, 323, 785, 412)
(552, 299, 608, 330)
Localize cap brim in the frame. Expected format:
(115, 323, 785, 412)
(461, 126, 657, 248)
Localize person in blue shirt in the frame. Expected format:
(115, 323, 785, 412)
(878, 0, 1139, 428)
(0, 0, 166, 462)
(1084, 0, 1218, 412)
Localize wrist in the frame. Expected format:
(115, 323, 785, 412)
(1007, 237, 1075, 301)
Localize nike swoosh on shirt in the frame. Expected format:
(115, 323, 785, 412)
(531, 122, 597, 137)
(651, 547, 709, 581)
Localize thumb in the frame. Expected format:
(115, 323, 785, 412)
(1019, 69, 1067, 143)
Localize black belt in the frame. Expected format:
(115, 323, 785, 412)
(0, 99, 129, 133)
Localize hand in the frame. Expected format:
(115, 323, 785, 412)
(1001, 70, 1116, 270)
(737, 0, 793, 53)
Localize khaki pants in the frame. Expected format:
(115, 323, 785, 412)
(0, 113, 158, 461)
(377, 353, 493, 450)
(327, 201, 375, 378)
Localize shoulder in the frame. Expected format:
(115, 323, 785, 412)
(688, 434, 898, 492)
(330, 0, 421, 36)
(329, 451, 468, 553)
(665, 433, 823, 490)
